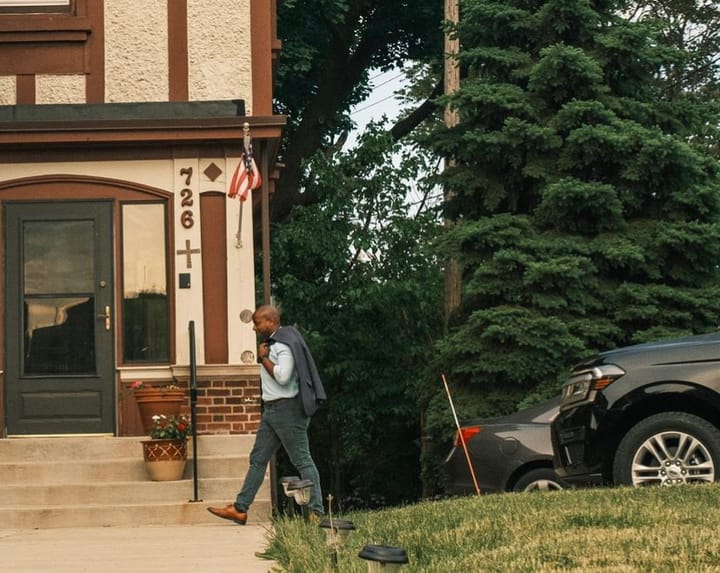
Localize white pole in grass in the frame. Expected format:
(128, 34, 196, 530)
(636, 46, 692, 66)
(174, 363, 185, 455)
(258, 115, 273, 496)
(441, 373, 481, 495)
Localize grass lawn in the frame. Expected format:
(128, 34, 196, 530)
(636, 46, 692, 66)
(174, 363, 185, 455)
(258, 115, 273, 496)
(262, 484, 720, 572)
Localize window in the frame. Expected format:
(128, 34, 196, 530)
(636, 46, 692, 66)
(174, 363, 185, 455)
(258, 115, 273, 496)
(121, 203, 170, 363)
(0, 0, 71, 13)
(0, 0, 90, 78)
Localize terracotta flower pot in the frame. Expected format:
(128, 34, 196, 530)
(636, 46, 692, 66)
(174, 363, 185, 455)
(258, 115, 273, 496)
(134, 388, 187, 434)
(141, 438, 187, 481)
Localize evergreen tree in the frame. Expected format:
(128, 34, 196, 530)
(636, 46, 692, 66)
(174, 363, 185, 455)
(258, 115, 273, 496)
(426, 0, 720, 431)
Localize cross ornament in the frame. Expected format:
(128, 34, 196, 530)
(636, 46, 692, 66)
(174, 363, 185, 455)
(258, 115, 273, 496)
(176, 239, 201, 269)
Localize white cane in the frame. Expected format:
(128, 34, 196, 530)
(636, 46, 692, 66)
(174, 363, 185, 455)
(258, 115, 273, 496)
(441, 373, 481, 495)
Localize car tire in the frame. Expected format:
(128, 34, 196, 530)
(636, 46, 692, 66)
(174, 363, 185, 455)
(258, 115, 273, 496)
(512, 468, 564, 492)
(613, 412, 720, 487)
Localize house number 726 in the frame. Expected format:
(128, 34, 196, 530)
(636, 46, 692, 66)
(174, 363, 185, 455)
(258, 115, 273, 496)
(179, 167, 194, 229)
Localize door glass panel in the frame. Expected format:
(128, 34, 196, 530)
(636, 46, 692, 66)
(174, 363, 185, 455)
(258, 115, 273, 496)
(22, 219, 96, 375)
(24, 297, 95, 374)
(122, 203, 169, 362)
(24, 220, 94, 295)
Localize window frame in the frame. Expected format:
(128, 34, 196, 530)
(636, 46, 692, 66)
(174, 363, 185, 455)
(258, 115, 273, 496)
(119, 200, 172, 365)
(0, 0, 72, 14)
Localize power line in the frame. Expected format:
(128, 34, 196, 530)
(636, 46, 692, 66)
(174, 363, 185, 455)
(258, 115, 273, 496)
(368, 68, 404, 83)
(351, 93, 398, 116)
(350, 72, 406, 118)
(368, 70, 388, 82)
(372, 72, 405, 89)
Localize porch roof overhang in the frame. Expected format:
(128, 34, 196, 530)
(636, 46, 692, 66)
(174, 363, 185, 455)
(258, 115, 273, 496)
(0, 100, 286, 157)
(0, 101, 286, 298)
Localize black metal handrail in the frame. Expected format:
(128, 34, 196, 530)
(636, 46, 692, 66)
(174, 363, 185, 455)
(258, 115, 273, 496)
(188, 320, 201, 502)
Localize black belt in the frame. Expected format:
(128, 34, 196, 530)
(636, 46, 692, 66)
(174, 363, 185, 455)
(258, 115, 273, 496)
(262, 396, 298, 405)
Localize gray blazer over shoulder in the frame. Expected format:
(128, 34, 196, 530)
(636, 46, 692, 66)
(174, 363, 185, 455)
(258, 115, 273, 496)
(270, 325, 326, 416)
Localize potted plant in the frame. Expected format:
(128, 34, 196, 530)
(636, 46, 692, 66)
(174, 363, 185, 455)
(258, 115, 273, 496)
(131, 380, 187, 434)
(141, 413, 193, 481)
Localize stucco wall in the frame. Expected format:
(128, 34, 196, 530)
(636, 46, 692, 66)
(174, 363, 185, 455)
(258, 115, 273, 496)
(104, 0, 169, 102)
(0, 76, 15, 105)
(36, 75, 86, 104)
(187, 0, 252, 106)
(103, 0, 252, 105)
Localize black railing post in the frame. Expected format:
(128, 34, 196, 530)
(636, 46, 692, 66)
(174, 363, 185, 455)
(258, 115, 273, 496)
(189, 320, 201, 502)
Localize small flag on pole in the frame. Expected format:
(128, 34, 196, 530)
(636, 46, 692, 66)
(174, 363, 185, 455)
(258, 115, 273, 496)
(228, 136, 262, 201)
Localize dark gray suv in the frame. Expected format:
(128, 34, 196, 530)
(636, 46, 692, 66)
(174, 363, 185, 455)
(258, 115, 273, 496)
(551, 332, 720, 487)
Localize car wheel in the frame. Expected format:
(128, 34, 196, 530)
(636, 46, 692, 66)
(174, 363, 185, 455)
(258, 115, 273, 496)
(613, 412, 720, 487)
(512, 468, 564, 492)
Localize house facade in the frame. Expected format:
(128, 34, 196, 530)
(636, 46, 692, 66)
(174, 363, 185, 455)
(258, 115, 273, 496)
(0, 0, 284, 438)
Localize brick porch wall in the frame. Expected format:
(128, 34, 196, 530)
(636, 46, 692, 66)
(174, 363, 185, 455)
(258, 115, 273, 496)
(195, 377, 261, 434)
(118, 368, 262, 436)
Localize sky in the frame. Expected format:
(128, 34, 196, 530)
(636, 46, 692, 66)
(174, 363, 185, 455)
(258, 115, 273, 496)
(346, 67, 442, 215)
(346, 67, 409, 147)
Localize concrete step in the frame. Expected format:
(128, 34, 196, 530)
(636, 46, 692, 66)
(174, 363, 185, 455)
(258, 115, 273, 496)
(0, 455, 252, 484)
(0, 499, 272, 529)
(0, 477, 246, 506)
(0, 458, 147, 484)
(0, 435, 271, 529)
(0, 434, 256, 461)
(0, 436, 145, 460)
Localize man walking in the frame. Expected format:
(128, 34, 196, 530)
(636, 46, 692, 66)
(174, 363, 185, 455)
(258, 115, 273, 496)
(208, 305, 326, 524)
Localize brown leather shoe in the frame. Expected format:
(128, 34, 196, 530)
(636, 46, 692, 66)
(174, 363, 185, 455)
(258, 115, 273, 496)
(207, 503, 247, 525)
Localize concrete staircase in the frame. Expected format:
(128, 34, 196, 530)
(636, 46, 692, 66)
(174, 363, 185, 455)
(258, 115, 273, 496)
(0, 435, 272, 529)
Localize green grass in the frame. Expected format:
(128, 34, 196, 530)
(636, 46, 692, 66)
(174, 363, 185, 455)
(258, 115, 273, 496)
(261, 485, 720, 572)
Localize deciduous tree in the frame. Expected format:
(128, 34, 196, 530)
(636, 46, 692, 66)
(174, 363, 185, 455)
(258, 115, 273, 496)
(268, 126, 443, 506)
(274, 0, 444, 223)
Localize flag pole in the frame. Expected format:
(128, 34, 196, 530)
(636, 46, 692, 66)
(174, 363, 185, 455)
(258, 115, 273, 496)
(235, 201, 243, 248)
(235, 122, 252, 249)
(441, 373, 481, 495)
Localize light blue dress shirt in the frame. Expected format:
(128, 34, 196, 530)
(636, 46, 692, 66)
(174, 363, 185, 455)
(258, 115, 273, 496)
(261, 340, 299, 401)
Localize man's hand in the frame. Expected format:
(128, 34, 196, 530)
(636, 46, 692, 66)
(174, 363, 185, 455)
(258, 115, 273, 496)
(257, 342, 270, 360)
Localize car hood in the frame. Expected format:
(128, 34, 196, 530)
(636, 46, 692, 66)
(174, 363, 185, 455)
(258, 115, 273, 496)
(573, 332, 720, 371)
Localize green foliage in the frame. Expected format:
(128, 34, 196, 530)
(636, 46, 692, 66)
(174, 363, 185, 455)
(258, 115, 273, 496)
(419, 0, 720, 495)
(276, 0, 444, 142)
(529, 44, 607, 105)
(269, 0, 720, 507)
(268, 126, 443, 507)
(270, 1, 449, 507)
(535, 179, 624, 233)
(148, 414, 192, 441)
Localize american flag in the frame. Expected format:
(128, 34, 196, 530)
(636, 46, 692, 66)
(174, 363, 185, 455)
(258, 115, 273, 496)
(228, 149, 262, 201)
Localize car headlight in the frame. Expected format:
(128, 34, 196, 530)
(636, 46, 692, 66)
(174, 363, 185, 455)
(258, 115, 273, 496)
(560, 364, 625, 405)
(561, 374, 592, 402)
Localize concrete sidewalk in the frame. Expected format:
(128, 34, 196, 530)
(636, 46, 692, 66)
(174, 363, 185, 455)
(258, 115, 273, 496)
(0, 523, 278, 573)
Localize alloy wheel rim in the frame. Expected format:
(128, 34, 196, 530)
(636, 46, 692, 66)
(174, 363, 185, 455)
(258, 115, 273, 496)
(631, 430, 715, 486)
(523, 479, 563, 492)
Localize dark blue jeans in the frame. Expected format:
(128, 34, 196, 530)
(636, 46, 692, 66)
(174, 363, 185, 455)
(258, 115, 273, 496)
(235, 397, 323, 515)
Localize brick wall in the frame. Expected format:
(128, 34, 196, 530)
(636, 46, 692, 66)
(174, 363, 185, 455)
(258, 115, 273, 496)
(118, 368, 262, 436)
(195, 377, 261, 434)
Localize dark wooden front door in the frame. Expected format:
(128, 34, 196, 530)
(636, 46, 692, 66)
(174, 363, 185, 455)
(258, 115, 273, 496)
(5, 201, 115, 435)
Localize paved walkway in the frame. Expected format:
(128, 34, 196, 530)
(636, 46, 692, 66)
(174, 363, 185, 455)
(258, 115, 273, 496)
(0, 524, 278, 573)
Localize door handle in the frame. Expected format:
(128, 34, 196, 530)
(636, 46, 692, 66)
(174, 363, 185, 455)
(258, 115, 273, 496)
(97, 305, 111, 331)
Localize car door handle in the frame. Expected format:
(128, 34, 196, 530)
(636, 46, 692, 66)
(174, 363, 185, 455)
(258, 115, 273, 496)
(97, 305, 111, 331)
